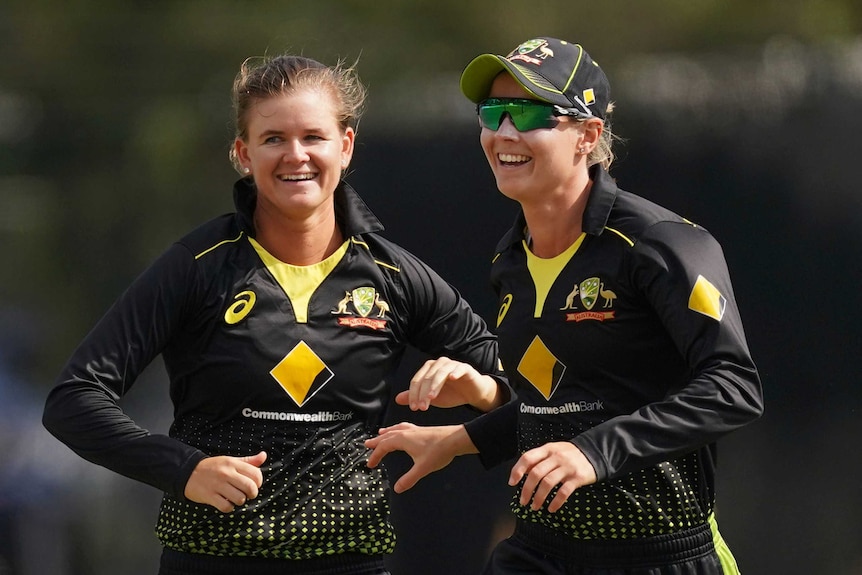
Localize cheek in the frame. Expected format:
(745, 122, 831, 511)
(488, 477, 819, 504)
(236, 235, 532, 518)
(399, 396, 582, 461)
(479, 131, 495, 162)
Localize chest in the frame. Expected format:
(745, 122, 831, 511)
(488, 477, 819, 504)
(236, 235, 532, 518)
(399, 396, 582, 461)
(165, 246, 407, 413)
(492, 238, 677, 405)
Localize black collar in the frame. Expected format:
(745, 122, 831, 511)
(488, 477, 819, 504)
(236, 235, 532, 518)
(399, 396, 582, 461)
(232, 177, 385, 238)
(494, 165, 619, 253)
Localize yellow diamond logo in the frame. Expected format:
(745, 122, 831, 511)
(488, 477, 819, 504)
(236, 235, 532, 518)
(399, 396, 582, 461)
(517, 336, 566, 400)
(270, 341, 334, 407)
(688, 275, 726, 322)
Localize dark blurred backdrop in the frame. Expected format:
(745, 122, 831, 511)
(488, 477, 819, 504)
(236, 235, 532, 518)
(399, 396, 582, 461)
(1, 2, 861, 574)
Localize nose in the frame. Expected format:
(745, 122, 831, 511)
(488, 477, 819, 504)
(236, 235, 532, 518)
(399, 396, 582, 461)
(495, 113, 520, 138)
(281, 139, 309, 163)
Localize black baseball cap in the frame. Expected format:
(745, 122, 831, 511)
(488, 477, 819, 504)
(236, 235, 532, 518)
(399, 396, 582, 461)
(460, 37, 611, 120)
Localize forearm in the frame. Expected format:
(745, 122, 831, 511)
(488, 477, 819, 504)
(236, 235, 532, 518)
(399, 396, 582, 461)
(43, 381, 206, 497)
(573, 366, 763, 481)
(443, 424, 480, 456)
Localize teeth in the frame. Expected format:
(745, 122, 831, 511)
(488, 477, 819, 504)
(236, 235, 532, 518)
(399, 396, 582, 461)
(499, 153, 530, 164)
(280, 173, 315, 181)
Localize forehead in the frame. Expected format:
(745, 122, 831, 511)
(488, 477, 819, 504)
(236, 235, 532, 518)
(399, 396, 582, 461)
(488, 72, 536, 100)
(247, 88, 339, 127)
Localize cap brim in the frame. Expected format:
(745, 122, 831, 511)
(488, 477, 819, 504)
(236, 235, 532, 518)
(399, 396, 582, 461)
(460, 54, 569, 107)
(460, 54, 512, 103)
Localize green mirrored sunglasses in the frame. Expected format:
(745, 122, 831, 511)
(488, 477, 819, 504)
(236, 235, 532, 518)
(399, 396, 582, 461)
(477, 98, 585, 132)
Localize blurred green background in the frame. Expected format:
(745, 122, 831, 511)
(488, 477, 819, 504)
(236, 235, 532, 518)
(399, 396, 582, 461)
(2, 1, 861, 574)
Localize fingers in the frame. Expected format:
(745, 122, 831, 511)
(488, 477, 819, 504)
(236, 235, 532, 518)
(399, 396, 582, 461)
(408, 359, 444, 410)
(241, 450, 268, 469)
(211, 497, 236, 514)
(202, 480, 251, 514)
(220, 483, 251, 510)
(407, 357, 471, 410)
(394, 390, 410, 406)
(521, 465, 566, 510)
(365, 438, 395, 469)
(364, 424, 465, 493)
(509, 442, 597, 513)
(239, 451, 267, 491)
(393, 466, 422, 493)
(508, 450, 534, 487)
(364, 423, 416, 468)
(547, 481, 577, 513)
(185, 452, 270, 513)
(511, 449, 552, 507)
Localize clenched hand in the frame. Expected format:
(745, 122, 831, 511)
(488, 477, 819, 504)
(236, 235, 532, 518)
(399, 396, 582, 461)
(184, 451, 267, 512)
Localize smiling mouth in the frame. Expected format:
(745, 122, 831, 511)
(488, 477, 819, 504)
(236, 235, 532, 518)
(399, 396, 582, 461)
(278, 173, 316, 181)
(498, 153, 530, 165)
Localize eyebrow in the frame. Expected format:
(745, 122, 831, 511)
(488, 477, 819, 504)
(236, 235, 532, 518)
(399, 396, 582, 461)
(258, 127, 327, 138)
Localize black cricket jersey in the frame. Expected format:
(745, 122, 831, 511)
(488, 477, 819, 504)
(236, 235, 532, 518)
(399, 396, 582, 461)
(43, 178, 503, 560)
(465, 166, 763, 541)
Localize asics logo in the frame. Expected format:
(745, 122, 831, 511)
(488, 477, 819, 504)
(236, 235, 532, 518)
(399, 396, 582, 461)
(225, 290, 256, 324)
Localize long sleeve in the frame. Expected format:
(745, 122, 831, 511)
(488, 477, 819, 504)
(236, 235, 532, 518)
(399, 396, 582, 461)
(572, 220, 763, 481)
(42, 244, 207, 498)
(464, 399, 519, 468)
(391, 246, 509, 400)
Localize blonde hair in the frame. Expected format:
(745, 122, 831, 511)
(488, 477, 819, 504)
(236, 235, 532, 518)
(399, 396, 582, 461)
(588, 101, 618, 171)
(228, 54, 367, 173)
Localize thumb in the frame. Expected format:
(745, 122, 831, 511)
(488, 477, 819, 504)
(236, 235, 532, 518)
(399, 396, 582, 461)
(243, 451, 268, 467)
(393, 466, 422, 494)
(394, 391, 410, 406)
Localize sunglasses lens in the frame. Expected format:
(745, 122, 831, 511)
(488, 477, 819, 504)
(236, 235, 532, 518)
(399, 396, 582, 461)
(478, 104, 505, 130)
(513, 104, 557, 131)
(478, 99, 558, 132)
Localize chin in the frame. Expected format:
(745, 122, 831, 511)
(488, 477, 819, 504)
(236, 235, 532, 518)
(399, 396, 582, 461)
(494, 181, 529, 202)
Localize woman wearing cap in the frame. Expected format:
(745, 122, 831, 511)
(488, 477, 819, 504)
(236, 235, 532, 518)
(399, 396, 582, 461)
(366, 37, 763, 574)
(42, 53, 510, 575)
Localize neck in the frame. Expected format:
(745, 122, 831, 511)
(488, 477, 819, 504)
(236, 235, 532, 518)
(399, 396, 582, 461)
(522, 177, 592, 259)
(253, 208, 343, 266)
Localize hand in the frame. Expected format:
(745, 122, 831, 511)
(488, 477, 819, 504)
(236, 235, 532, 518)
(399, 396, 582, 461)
(509, 442, 597, 513)
(184, 451, 267, 512)
(365, 423, 473, 493)
(397, 356, 502, 412)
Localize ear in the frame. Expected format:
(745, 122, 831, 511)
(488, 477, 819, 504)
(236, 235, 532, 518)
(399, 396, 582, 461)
(580, 119, 604, 151)
(341, 126, 356, 169)
(234, 138, 251, 171)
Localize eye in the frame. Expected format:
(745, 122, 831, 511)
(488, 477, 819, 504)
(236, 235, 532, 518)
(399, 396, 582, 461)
(263, 135, 283, 145)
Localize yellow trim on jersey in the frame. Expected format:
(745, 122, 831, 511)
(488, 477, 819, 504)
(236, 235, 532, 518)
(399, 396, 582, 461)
(603, 226, 635, 247)
(709, 513, 740, 575)
(195, 231, 246, 259)
(523, 234, 585, 317)
(248, 237, 349, 324)
(351, 238, 400, 271)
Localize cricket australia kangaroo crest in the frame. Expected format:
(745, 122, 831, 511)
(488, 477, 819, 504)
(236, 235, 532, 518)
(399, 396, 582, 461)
(559, 276, 617, 322)
(331, 286, 390, 330)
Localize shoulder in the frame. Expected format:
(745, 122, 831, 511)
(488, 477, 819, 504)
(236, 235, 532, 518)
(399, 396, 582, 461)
(174, 213, 246, 261)
(350, 232, 434, 276)
(603, 192, 731, 286)
(604, 190, 715, 250)
(350, 232, 455, 304)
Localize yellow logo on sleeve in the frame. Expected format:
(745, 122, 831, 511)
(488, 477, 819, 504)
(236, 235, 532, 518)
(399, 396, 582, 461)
(688, 275, 726, 321)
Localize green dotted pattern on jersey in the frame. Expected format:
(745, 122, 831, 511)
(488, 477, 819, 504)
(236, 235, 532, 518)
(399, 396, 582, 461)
(155, 416, 395, 558)
(515, 416, 711, 539)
